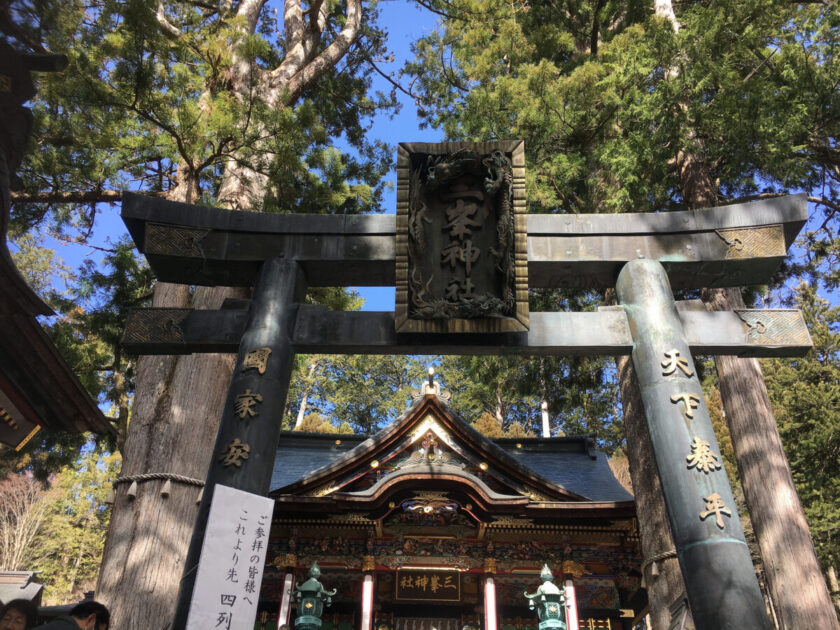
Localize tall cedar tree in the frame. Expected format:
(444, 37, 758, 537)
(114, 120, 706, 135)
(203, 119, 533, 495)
(404, 0, 840, 626)
(8, 0, 400, 625)
(762, 284, 840, 579)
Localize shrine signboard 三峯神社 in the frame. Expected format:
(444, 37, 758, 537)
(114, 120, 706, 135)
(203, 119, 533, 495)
(395, 569, 462, 603)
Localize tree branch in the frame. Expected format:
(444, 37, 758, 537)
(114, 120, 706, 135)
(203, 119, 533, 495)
(283, 0, 305, 55)
(719, 192, 786, 205)
(414, 0, 454, 19)
(155, 2, 181, 40)
(11, 190, 167, 204)
(590, 0, 605, 56)
(189, 0, 219, 10)
(362, 50, 421, 101)
(236, 0, 267, 32)
(50, 233, 121, 254)
(301, 0, 329, 60)
(278, 0, 362, 102)
(742, 48, 777, 84)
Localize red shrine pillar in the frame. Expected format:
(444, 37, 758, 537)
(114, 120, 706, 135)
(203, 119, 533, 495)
(275, 553, 296, 629)
(562, 560, 584, 630)
(483, 558, 498, 630)
(360, 555, 375, 630)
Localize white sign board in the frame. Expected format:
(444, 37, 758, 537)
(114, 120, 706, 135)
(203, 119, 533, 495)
(186, 484, 275, 630)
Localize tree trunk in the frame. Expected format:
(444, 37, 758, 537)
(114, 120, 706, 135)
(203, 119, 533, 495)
(827, 566, 840, 614)
(68, 532, 87, 597)
(702, 286, 839, 630)
(95, 280, 246, 630)
(95, 0, 366, 624)
(95, 170, 247, 629)
(615, 353, 690, 630)
(294, 361, 318, 429)
(646, 2, 833, 625)
(94, 0, 367, 619)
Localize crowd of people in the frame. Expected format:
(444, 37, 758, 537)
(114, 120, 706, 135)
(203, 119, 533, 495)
(0, 600, 109, 630)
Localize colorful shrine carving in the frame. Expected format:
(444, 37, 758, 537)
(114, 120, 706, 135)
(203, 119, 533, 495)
(258, 391, 641, 630)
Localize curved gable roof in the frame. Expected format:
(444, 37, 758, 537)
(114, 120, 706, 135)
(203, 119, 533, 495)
(270, 395, 633, 504)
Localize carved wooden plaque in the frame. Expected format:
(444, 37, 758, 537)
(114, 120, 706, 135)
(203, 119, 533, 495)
(395, 568, 462, 602)
(396, 141, 528, 333)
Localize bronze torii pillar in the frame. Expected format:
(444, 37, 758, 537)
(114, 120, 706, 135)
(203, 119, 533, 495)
(618, 259, 769, 628)
(171, 258, 304, 628)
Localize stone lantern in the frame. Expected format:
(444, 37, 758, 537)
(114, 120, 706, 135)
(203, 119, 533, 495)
(293, 562, 336, 630)
(524, 564, 567, 630)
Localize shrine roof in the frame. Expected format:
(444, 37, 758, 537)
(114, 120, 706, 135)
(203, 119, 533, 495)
(0, 244, 113, 447)
(270, 397, 632, 503)
(494, 439, 632, 502)
(270, 431, 367, 490)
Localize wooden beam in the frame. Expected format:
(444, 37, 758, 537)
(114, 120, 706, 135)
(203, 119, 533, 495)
(121, 303, 812, 357)
(121, 193, 807, 289)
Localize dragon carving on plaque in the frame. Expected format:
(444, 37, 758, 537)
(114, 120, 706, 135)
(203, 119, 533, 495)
(396, 141, 528, 333)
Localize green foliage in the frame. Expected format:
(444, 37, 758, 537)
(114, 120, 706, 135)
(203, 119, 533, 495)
(406, 0, 839, 218)
(8, 233, 70, 298)
(29, 446, 121, 605)
(436, 352, 621, 453)
(472, 411, 503, 437)
(3, 240, 151, 474)
(295, 413, 339, 434)
(14, 0, 397, 236)
(285, 355, 429, 434)
(0, 445, 119, 604)
(762, 284, 840, 568)
(48, 240, 154, 415)
(7, 0, 401, 468)
(501, 421, 533, 438)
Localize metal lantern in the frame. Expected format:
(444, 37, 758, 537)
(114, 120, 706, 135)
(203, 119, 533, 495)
(524, 564, 567, 630)
(293, 562, 336, 630)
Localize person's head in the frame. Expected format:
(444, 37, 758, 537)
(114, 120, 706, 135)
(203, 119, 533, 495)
(0, 599, 37, 630)
(69, 601, 109, 630)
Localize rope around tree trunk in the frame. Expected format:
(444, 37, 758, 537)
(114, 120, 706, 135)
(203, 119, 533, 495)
(112, 472, 205, 487)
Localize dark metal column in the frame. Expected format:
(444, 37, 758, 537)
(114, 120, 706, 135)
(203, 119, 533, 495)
(616, 259, 770, 629)
(171, 258, 304, 629)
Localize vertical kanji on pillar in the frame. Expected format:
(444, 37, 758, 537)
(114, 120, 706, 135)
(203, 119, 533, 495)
(171, 258, 304, 630)
(616, 259, 770, 630)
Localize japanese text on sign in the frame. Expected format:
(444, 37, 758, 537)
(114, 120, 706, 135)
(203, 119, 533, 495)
(395, 569, 461, 602)
(186, 484, 275, 630)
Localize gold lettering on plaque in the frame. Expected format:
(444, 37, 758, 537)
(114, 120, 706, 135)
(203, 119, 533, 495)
(670, 393, 701, 420)
(234, 389, 263, 419)
(686, 437, 721, 474)
(220, 438, 251, 467)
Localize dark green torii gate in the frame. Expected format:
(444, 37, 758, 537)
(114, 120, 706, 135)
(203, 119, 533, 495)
(120, 190, 809, 630)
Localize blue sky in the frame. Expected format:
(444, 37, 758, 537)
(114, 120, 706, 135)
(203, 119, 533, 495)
(347, 1, 443, 310)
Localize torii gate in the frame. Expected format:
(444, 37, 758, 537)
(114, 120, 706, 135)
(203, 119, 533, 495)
(120, 141, 811, 630)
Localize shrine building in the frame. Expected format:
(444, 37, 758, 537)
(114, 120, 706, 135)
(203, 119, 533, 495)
(257, 384, 645, 630)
